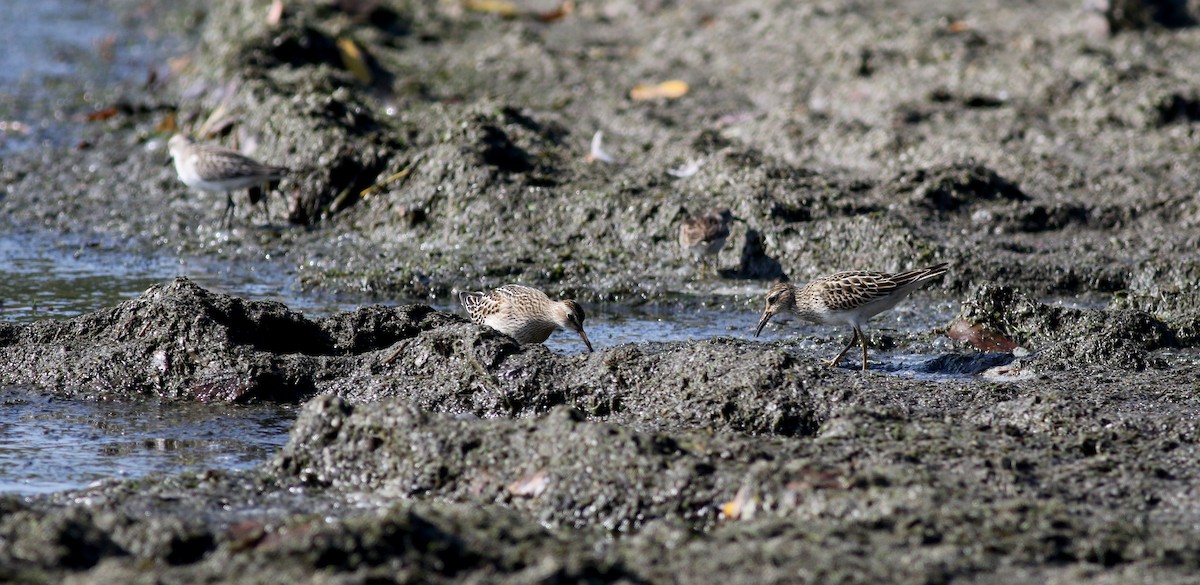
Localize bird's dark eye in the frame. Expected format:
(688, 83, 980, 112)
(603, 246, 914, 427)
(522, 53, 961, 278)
(767, 294, 779, 304)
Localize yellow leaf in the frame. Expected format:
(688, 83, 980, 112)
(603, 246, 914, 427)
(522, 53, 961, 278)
(156, 112, 178, 134)
(465, 0, 518, 17)
(630, 79, 689, 101)
(336, 37, 372, 85)
(721, 485, 757, 521)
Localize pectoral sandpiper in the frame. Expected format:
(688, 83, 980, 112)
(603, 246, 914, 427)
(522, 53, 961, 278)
(459, 284, 594, 352)
(754, 263, 948, 371)
(167, 134, 290, 226)
(679, 207, 735, 275)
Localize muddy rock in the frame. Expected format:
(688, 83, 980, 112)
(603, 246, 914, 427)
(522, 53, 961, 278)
(2, 488, 632, 584)
(4, 310, 1200, 582)
(956, 284, 1174, 369)
(258, 380, 1200, 582)
(274, 398, 737, 532)
(0, 278, 826, 434)
(1084, 0, 1197, 35)
(0, 278, 835, 434)
(1117, 258, 1200, 346)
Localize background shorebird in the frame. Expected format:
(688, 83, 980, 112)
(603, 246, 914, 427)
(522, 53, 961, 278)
(754, 263, 949, 371)
(678, 207, 736, 277)
(459, 284, 594, 352)
(167, 134, 290, 226)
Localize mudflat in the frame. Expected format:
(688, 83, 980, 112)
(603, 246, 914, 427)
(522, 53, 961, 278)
(2, 0, 1200, 583)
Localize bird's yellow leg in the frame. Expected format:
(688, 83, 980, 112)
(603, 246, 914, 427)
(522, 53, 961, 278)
(828, 328, 859, 368)
(858, 326, 869, 371)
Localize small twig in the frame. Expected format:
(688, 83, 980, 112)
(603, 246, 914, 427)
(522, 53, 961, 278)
(360, 158, 420, 199)
(381, 340, 411, 365)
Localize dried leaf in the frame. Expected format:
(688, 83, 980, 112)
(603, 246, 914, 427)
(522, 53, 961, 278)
(586, 130, 617, 164)
(630, 79, 689, 101)
(85, 108, 120, 122)
(336, 37, 373, 84)
(947, 319, 1018, 353)
(721, 485, 758, 521)
(506, 470, 549, 498)
(947, 19, 971, 33)
(201, 115, 240, 139)
(536, 0, 573, 22)
(465, 0, 518, 17)
(666, 159, 701, 178)
(156, 112, 177, 134)
(981, 363, 1037, 382)
(197, 84, 239, 137)
(267, 0, 285, 25)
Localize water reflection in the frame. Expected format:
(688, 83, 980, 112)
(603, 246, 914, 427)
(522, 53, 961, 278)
(0, 387, 293, 495)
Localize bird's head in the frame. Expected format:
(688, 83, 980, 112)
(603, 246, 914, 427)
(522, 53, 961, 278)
(755, 281, 796, 337)
(558, 299, 593, 352)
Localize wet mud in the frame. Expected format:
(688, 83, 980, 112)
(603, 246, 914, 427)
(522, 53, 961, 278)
(0, 279, 1197, 582)
(4, 0, 1200, 582)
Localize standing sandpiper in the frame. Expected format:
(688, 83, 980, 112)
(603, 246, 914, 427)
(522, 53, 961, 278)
(754, 263, 948, 371)
(679, 208, 735, 275)
(167, 134, 290, 226)
(459, 284, 594, 352)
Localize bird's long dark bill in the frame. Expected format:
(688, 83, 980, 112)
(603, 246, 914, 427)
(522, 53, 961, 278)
(578, 329, 594, 352)
(754, 312, 772, 337)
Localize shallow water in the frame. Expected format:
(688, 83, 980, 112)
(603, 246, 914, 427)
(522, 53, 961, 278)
(0, 387, 293, 495)
(0, 231, 360, 323)
(0, 0, 167, 152)
(0, 232, 319, 495)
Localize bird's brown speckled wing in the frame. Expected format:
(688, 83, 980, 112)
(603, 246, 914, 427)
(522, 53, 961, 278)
(815, 264, 948, 312)
(192, 144, 289, 182)
(699, 214, 731, 242)
(459, 290, 500, 324)
(492, 285, 550, 305)
(679, 211, 731, 248)
(815, 271, 898, 312)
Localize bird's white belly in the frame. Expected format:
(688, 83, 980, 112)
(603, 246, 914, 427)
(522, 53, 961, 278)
(174, 160, 262, 192)
(484, 314, 556, 344)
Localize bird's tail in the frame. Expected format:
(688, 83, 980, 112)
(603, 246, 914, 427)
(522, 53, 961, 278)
(892, 263, 949, 288)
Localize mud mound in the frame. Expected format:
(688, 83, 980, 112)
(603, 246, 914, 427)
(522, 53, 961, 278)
(0, 279, 827, 435)
(956, 284, 1174, 369)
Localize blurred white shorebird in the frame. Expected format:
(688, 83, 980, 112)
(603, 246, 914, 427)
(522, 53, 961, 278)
(167, 134, 290, 226)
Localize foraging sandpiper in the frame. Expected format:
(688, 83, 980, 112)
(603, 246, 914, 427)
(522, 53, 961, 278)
(459, 284, 594, 352)
(679, 207, 735, 275)
(167, 134, 290, 226)
(754, 263, 949, 371)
